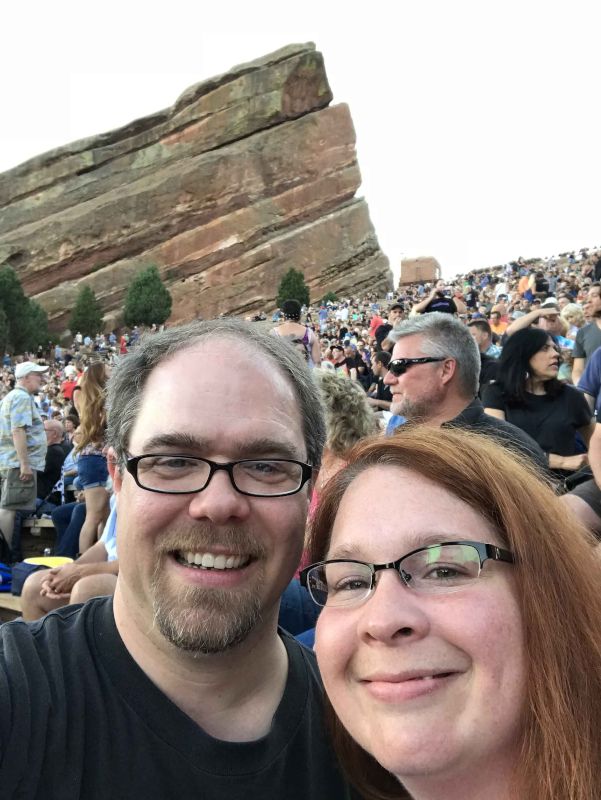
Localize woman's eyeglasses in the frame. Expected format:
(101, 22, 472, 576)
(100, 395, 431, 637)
(388, 357, 445, 377)
(300, 541, 514, 608)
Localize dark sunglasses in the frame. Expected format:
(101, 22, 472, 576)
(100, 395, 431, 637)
(388, 357, 445, 376)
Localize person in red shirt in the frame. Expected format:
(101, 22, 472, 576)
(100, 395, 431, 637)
(368, 312, 383, 340)
(61, 377, 78, 402)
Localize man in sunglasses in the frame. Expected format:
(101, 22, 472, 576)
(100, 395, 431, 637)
(0, 320, 353, 799)
(384, 313, 548, 472)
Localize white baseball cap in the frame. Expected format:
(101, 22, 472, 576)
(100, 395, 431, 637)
(15, 361, 49, 379)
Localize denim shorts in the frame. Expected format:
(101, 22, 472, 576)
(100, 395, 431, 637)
(77, 454, 109, 489)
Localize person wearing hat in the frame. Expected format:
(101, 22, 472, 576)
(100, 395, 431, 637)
(0, 361, 49, 551)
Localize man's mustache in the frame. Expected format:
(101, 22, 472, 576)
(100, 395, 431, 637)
(154, 523, 268, 559)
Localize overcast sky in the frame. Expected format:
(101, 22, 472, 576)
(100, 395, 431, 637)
(1, 1, 599, 281)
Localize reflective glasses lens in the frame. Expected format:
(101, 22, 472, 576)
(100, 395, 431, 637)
(401, 544, 481, 592)
(389, 360, 407, 376)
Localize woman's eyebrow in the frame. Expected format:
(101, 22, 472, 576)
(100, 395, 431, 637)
(326, 533, 463, 561)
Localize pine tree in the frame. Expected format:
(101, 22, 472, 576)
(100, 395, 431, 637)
(22, 300, 50, 352)
(124, 265, 172, 327)
(0, 265, 49, 353)
(70, 286, 104, 338)
(0, 308, 8, 356)
(276, 268, 310, 309)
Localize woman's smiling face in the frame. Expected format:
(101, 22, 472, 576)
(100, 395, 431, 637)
(314, 465, 526, 792)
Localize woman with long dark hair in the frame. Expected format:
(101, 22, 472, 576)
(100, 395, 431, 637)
(482, 327, 593, 476)
(74, 361, 110, 552)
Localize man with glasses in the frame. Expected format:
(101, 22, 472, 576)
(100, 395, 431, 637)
(0, 320, 352, 799)
(383, 313, 548, 471)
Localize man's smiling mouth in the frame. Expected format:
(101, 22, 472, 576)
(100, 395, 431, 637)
(173, 551, 252, 570)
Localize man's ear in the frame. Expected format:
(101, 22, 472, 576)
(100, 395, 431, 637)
(107, 447, 123, 493)
(440, 358, 458, 386)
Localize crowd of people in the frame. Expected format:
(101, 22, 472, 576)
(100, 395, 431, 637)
(0, 246, 600, 797)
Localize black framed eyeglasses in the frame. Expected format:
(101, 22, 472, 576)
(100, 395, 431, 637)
(388, 357, 445, 376)
(299, 540, 514, 608)
(126, 454, 313, 497)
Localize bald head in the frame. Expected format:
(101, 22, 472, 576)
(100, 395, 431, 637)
(44, 419, 64, 445)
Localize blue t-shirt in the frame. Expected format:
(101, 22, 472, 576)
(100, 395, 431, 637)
(578, 348, 601, 413)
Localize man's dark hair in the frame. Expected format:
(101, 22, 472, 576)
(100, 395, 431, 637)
(467, 319, 492, 337)
(374, 351, 391, 368)
(107, 318, 326, 469)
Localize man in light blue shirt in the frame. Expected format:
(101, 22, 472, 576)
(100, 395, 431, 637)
(0, 361, 48, 548)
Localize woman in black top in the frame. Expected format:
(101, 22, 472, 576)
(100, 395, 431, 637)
(482, 328, 594, 476)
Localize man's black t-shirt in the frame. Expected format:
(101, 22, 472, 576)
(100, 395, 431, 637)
(0, 598, 353, 800)
(478, 354, 499, 397)
(36, 442, 67, 499)
(344, 354, 365, 376)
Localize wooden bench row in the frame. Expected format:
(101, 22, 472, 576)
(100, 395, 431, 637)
(0, 518, 57, 621)
(22, 517, 55, 536)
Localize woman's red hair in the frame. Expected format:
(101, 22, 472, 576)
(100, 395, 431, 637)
(309, 425, 601, 800)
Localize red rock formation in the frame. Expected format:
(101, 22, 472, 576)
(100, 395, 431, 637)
(399, 257, 441, 286)
(0, 43, 392, 332)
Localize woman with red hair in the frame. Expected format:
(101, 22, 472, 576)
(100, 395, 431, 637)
(302, 426, 601, 800)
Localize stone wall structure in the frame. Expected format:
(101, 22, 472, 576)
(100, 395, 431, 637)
(0, 43, 392, 332)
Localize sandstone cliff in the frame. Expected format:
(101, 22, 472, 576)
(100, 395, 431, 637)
(0, 43, 392, 332)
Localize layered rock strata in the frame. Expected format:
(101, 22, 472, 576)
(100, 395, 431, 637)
(0, 43, 392, 331)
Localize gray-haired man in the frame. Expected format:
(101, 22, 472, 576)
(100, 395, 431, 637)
(384, 313, 548, 472)
(0, 320, 352, 799)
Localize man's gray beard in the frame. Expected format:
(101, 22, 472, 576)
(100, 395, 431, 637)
(150, 524, 266, 656)
(391, 395, 433, 423)
(151, 572, 263, 656)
